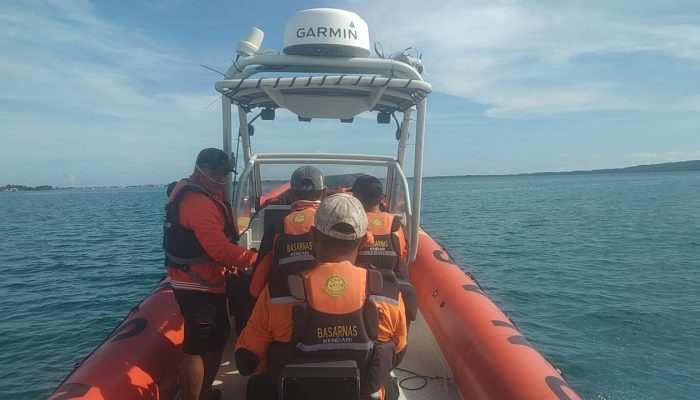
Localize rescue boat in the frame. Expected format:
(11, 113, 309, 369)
(51, 8, 580, 400)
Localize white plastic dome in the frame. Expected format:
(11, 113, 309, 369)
(283, 8, 370, 57)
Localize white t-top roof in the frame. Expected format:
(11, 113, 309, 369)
(215, 74, 432, 119)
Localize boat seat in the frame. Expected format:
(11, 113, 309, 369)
(259, 204, 291, 236)
(280, 360, 360, 400)
(243, 204, 291, 246)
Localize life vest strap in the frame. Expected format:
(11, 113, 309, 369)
(165, 251, 212, 267)
(270, 296, 299, 304)
(287, 274, 306, 301)
(358, 250, 397, 257)
(278, 254, 315, 266)
(295, 341, 374, 352)
(166, 251, 224, 288)
(369, 295, 399, 307)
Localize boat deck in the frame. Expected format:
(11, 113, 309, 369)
(213, 311, 462, 399)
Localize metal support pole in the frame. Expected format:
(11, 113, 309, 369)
(409, 100, 427, 263)
(222, 96, 233, 204)
(237, 106, 252, 164)
(397, 108, 413, 167)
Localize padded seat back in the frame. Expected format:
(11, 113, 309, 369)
(280, 360, 360, 400)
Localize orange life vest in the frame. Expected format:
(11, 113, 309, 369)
(358, 212, 416, 323)
(357, 212, 403, 275)
(268, 206, 317, 304)
(163, 179, 237, 290)
(267, 261, 395, 398)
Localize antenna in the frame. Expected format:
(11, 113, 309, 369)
(200, 64, 225, 76)
(205, 96, 220, 109)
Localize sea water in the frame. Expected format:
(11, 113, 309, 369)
(1, 172, 699, 399)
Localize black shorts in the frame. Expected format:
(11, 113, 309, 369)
(173, 290, 231, 355)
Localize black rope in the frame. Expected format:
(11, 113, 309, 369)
(394, 367, 443, 391)
(232, 55, 243, 74)
(374, 42, 385, 59)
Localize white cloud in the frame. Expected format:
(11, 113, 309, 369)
(0, 1, 406, 185)
(0, 0, 228, 185)
(2, 1, 699, 184)
(678, 95, 700, 111)
(0, 3, 209, 123)
(345, 0, 700, 117)
(3, 1, 226, 106)
(483, 85, 635, 117)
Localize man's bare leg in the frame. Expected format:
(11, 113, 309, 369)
(180, 354, 204, 400)
(199, 351, 224, 400)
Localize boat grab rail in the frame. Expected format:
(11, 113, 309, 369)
(215, 75, 431, 115)
(252, 153, 397, 162)
(225, 54, 424, 81)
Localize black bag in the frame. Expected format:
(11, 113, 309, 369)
(226, 271, 256, 335)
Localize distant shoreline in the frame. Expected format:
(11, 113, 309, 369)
(427, 159, 700, 179)
(1, 184, 167, 192)
(3, 160, 699, 191)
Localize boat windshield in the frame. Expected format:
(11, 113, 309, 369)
(234, 160, 412, 251)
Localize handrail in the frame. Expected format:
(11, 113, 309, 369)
(254, 153, 396, 162)
(225, 54, 424, 81)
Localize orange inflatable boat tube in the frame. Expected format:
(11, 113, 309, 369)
(50, 280, 184, 400)
(410, 231, 580, 400)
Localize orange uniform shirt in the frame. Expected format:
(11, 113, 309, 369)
(167, 191, 255, 294)
(235, 260, 407, 375)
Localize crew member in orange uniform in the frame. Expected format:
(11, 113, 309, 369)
(164, 148, 257, 400)
(351, 175, 408, 279)
(236, 194, 407, 400)
(248, 165, 325, 299)
(352, 175, 418, 327)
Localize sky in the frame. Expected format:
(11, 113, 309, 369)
(1, 0, 700, 186)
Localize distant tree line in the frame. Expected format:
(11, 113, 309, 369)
(526, 159, 700, 176)
(2, 184, 54, 192)
(427, 159, 700, 179)
(1, 184, 167, 192)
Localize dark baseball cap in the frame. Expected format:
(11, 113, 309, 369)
(196, 148, 235, 174)
(290, 165, 324, 192)
(351, 175, 383, 202)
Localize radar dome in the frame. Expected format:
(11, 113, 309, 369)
(283, 8, 370, 57)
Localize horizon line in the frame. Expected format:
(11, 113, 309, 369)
(3, 159, 699, 189)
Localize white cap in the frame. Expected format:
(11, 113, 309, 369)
(314, 194, 368, 240)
